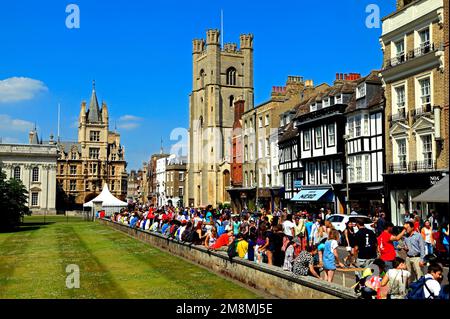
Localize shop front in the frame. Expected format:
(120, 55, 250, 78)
(227, 187, 256, 213)
(384, 171, 448, 226)
(291, 185, 345, 215)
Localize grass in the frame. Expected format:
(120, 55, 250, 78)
(0, 216, 262, 299)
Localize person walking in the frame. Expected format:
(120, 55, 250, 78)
(322, 229, 344, 283)
(403, 221, 426, 281)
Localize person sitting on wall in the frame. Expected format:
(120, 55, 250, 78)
(210, 230, 235, 251)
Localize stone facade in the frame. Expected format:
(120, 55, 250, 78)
(186, 29, 254, 208)
(381, 0, 448, 224)
(0, 130, 58, 214)
(165, 156, 187, 207)
(57, 82, 128, 207)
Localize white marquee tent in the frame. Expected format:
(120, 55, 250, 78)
(83, 184, 128, 215)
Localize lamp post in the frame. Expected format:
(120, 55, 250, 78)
(344, 134, 350, 215)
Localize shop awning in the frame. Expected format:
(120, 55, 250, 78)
(412, 175, 449, 203)
(291, 187, 331, 202)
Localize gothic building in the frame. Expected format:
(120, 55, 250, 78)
(186, 29, 254, 207)
(57, 82, 128, 207)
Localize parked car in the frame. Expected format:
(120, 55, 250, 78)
(326, 214, 375, 233)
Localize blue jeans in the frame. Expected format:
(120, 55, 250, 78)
(425, 243, 433, 255)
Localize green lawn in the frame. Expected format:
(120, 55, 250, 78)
(0, 216, 262, 299)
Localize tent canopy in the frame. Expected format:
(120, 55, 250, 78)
(412, 175, 449, 203)
(83, 184, 128, 208)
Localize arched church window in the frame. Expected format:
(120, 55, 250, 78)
(226, 67, 236, 86)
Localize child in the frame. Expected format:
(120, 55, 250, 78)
(322, 229, 344, 282)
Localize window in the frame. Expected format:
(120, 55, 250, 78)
(303, 130, 311, 150)
(226, 67, 236, 86)
(111, 166, 115, 176)
(335, 160, 342, 181)
(179, 172, 184, 181)
(229, 95, 234, 107)
(355, 155, 362, 182)
(89, 131, 100, 142)
(31, 192, 38, 206)
(285, 172, 292, 190)
(90, 163, 98, 175)
(364, 155, 370, 182)
(111, 154, 116, 161)
(179, 187, 184, 197)
(310, 103, 317, 112)
(59, 165, 64, 175)
(323, 98, 330, 107)
(200, 69, 206, 88)
(395, 40, 405, 64)
(363, 114, 369, 135)
(314, 127, 322, 148)
(348, 118, 354, 138)
(336, 94, 343, 104)
(70, 165, 76, 175)
(89, 148, 100, 159)
(397, 139, 407, 170)
(419, 78, 431, 111)
(32, 167, 39, 182)
(348, 157, 355, 183)
(265, 114, 269, 126)
(259, 116, 263, 128)
(327, 124, 335, 146)
(422, 135, 433, 167)
(245, 171, 249, 187)
(71, 152, 77, 160)
(395, 86, 406, 118)
(244, 145, 248, 161)
(265, 138, 270, 157)
(356, 84, 366, 99)
(321, 161, 328, 184)
(70, 180, 76, 191)
(309, 163, 316, 184)
(13, 166, 21, 180)
(355, 115, 362, 137)
(111, 181, 115, 191)
(419, 28, 430, 53)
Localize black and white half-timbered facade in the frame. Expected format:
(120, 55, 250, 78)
(293, 76, 359, 213)
(344, 71, 385, 214)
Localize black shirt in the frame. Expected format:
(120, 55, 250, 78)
(354, 228, 377, 259)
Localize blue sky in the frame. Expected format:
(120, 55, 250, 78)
(0, 0, 395, 170)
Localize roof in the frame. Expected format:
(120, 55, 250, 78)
(59, 141, 81, 153)
(345, 71, 384, 113)
(87, 82, 102, 123)
(83, 183, 128, 207)
(412, 175, 449, 203)
(278, 121, 298, 143)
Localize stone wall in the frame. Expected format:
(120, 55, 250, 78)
(98, 219, 357, 299)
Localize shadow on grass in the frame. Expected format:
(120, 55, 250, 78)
(0, 222, 55, 234)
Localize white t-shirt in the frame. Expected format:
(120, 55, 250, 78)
(424, 274, 441, 299)
(386, 269, 410, 298)
(283, 220, 296, 237)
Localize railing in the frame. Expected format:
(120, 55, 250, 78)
(389, 160, 436, 173)
(385, 42, 439, 70)
(389, 108, 407, 122)
(412, 104, 433, 119)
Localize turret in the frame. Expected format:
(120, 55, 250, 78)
(193, 39, 205, 54)
(102, 101, 108, 125)
(206, 29, 220, 46)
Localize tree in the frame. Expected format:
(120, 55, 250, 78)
(0, 170, 30, 230)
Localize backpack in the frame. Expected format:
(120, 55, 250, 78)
(406, 276, 434, 299)
(227, 239, 238, 260)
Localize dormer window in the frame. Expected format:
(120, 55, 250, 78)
(323, 98, 330, 108)
(336, 94, 343, 104)
(310, 103, 317, 112)
(356, 84, 366, 99)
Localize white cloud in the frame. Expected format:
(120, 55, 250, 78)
(116, 114, 143, 130)
(0, 114, 34, 132)
(0, 77, 48, 103)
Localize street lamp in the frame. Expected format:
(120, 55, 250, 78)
(343, 134, 350, 215)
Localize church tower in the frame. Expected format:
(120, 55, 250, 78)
(186, 29, 254, 207)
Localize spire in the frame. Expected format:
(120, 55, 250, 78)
(87, 80, 101, 123)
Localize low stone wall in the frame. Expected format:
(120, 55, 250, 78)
(98, 219, 357, 299)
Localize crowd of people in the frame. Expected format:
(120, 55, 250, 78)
(105, 204, 449, 300)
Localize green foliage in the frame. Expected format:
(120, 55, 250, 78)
(0, 170, 30, 230)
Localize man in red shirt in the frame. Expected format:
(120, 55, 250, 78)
(377, 221, 406, 270)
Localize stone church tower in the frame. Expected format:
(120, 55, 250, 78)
(186, 29, 254, 207)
